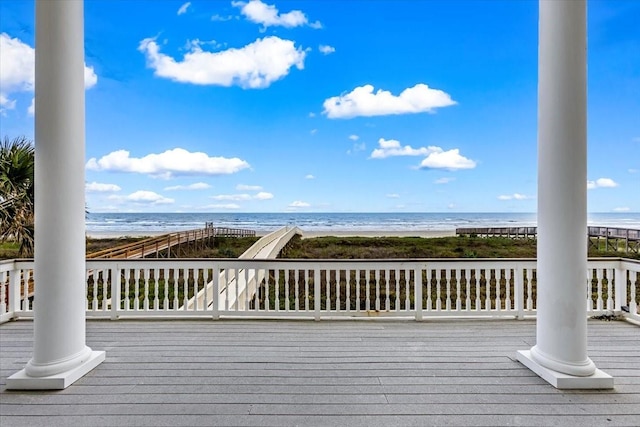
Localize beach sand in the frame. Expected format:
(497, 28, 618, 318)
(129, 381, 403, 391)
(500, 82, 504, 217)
(86, 229, 456, 239)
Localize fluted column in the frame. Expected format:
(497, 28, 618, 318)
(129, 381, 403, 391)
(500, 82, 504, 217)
(7, 0, 104, 390)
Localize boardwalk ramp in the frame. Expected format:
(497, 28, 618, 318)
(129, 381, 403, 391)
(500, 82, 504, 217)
(186, 226, 302, 311)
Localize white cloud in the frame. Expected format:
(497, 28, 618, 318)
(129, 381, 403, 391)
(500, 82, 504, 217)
(109, 191, 174, 205)
(587, 178, 619, 189)
(0, 32, 97, 113)
(497, 193, 531, 201)
(139, 36, 305, 89)
(308, 112, 316, 118)
(211, 14, 234, 21)
(370, 138, 437, 159)
(211, 194, 252, 201)
(323, 83, 456, 119)
(289, 200, 310, 208)
(86, 182, 121, 193)
(232, 0, 320, 29)
(305, 174, 315, 180)
(435, 177, 455, 184)
(348, 134, 359, 141)
(236, 184, 262, 191)
(27, 97, 34, 115)
(447, 203, 456, 210)
(164, 182, 211, 191)
(254, 191, 274, 200)
(386, 193, 400, 199)
(371, 138, 475, 171)
(419, 149, 476, 171)
(86, 148, 250, 178)
(211, 191, 272, 201)
(319, 45, 335, 55)
(310, 128, 318, 135)
(613, 207, 630, 212)
(177, 2, 191, 15)
(205, 203, 241, 210)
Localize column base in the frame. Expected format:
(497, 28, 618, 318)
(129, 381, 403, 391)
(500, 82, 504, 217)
(6, 351, 105, 390)
(517, 350, 613, 389)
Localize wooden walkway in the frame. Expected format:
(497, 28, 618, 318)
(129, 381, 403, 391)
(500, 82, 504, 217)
(456, 226, 640, 254)
(87, 226, 256, 259)
(1, 319, 638, 426)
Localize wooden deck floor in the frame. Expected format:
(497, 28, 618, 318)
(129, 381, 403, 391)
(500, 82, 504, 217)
(1, 319, 639, 426)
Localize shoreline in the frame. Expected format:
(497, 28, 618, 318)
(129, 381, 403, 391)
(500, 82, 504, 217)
(85, 229, 457, 239)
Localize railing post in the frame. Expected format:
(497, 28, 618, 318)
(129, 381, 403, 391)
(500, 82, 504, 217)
(314, 268, 321, 321)
(415, 264, 423, 321)
(515, 264, 524, 320)
(9, 265, 21, 317)
(613, 262, 627, 313)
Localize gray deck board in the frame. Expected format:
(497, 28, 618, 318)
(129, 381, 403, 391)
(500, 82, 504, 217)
(1, 319, 639, 427)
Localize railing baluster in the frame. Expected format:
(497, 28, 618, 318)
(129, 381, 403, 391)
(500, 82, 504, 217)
(336, 270, 342, 313)
(404, 269, 410, 312)
(505, 268, 512, 311)
(384, 269, 390, 312)
(465, 269, 471, 311)
(484, 270, 491, 311)
(375, 269, 380, 312)
(606, 268, 614, 311)
(596, 268, 604, 312)
(453, 269, 461, 311)
(436, 269, 442, 312)
(304, 269, 310, 312)
(365, 269, 371, 312)
(275, 268, 280, 312)
(495, 269, 501, 312)
(394, 268, 400, 313)
(356, 270, 362, 313)
(284, 269, 290, 312)
(346, 269, 352, 313)
(445, 269, 452, 311)
(153, 268, 159, 311)
(144, 268, 150, 311)
(326, 270, 331, 312)
(92, 269, 98, 311)
(294, 269, 300, 311)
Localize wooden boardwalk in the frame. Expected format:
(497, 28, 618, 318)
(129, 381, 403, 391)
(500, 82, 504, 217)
(87, 226, 256, 259)
(1, 319, 639, 426)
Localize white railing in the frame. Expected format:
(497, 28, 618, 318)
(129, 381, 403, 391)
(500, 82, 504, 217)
(1, 258, 638, 323)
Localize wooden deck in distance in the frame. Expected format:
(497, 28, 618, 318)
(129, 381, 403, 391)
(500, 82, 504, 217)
(1, 319, 639, 426)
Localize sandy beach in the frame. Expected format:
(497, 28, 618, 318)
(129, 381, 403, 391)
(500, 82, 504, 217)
(86, 229, 457, 239)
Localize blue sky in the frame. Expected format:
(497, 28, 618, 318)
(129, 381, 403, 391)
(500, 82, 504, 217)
(1, 0, 638, 213)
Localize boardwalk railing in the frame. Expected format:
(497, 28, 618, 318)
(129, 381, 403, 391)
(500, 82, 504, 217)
(2, 257, 638, 323)
(87, 226, 256, 259)
(456, 226, 640, 254)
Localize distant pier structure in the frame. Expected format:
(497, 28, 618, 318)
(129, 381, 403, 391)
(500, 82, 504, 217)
(456, 226, 640, 255)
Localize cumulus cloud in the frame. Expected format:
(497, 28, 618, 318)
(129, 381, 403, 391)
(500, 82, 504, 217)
(236, 184, 262, 191)
(348, 134, 359, 141)
(323, 84, 456, 119)
(0, 33, 97, 113)
(289, 200, 310, 208)
(587, 178, 619, 189)
(86, 148, 250, 179)
(164, 182, 211, 191)
(305, 174, 315, 180)
(232, 0, 321, 29)
(254, 191, 274, 200)
(177, 2, 191, 15)
(371, 138, 476, 170)
(419, 149, 476, 171)
(109, 191, 174, 205)
(613, 207, 630, 212)
(435, 177, 455, 184)
(371, 138, 437, 159)
(497, 193, 531, 201)
(86, 182, 121, 193)
(139, 36, 305, 89)
(319, 45, 335, 55)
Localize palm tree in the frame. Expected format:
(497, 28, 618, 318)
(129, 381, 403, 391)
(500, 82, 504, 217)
(0, 136, 35, 257)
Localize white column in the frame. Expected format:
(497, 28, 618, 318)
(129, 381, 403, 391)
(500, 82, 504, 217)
(7, 0, 104, 390)
(517, 0, 612, 389)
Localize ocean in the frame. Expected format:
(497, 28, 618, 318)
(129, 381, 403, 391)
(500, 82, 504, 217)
(85, 212, 640, 236)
